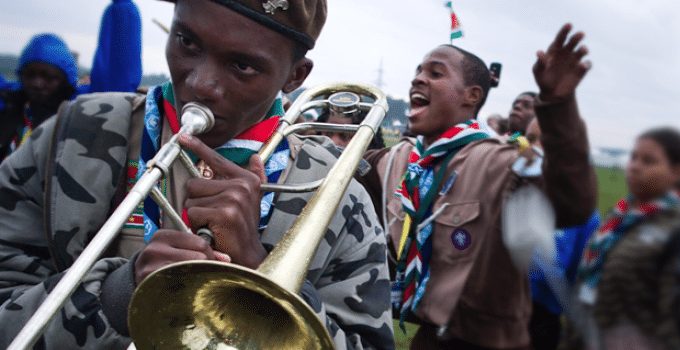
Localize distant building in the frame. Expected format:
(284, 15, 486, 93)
(591, 147, 629, 168)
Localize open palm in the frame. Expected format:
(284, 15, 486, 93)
(533, 23, 592, 102)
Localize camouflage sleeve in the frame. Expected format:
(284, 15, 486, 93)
(0, 113, 133, 349)
(302, 190, 395, 350)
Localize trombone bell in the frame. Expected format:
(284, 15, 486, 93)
(128, 262, 332, 349)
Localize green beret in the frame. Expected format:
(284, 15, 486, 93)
(162, 0, 327, 49)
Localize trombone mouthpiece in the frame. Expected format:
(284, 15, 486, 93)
(181, 102, 215, 135)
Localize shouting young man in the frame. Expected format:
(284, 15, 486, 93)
(362, 24, 596, 349)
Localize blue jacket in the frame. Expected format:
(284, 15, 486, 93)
(529, 211, 600, 314)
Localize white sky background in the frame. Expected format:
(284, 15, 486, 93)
(1, 0, 679, 149)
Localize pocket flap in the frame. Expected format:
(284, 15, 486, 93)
(433, 201, 480, 227)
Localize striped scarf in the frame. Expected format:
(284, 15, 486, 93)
(128, 82, 289, 242)
(578, 190, 680, 304)
(393, 120, 488, 328)
(8, 105, 33, 154)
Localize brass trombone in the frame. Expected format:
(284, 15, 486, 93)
(128, 83, 388, 350)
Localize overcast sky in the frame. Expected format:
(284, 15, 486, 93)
(1, 0, 678, 149)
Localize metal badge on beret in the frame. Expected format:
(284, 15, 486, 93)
(263, 0, 289, 14)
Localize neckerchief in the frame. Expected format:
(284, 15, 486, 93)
(393, 119, 488, 328)
(9, 104, 33, 154)
(126, 82, 289, 242)
(578, 190, 680, 304)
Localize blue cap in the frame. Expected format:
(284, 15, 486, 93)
(17, 33, 78, 89)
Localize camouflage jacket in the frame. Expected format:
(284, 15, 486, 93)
(0, 93, 394, 349)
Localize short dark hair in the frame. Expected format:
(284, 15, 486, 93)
(638, 127, 680, 166)
(518, 91, 537, 99)
(442, 44, 490, 116)
(316, 110, 329, 123)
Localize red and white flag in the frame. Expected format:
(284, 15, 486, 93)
(444, 1, 463, 41)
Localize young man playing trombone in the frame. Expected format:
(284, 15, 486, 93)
(0, 0, 394, 349)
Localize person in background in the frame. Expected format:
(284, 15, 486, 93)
(563, 127, 680, 350)
(317, 108, 386, 150)
(508, 91, 537, 135)
(485, 113, 507, 135)
(0, 74, 7, 91)
(0, 75, 9, 111)
(0, 0, 141, 161)
(524, 118, 600, 350)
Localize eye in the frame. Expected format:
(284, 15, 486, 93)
(431, 70, 444, 78)
(641, 154, 657, 166)
(175, 32, 198, 52)
(21, 71, 34, 80)
(233, 61, 258, 76)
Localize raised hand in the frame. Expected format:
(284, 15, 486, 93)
(178, 133, 268, 269)
(533, 23, 592, 103)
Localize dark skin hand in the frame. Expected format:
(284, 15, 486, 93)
(134, 230, 229, 285)
(518, 23, 591, 165)
(134, 133, 266, 285)
(180, 133, 268, 269)
(533, 23, 592, 103)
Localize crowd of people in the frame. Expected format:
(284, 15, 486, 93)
(0, 0, 679, 349)
(0, 0, 141, 161)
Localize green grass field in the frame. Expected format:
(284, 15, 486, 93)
(391, 166, 628, 348)
(595, 166, 628, 216)
(393, 322, 419, 349)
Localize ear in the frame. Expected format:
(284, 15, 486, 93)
(282, 58, 313, 93)
(463, 85, 483, 110)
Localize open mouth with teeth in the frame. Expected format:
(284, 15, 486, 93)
(409, 92, 430, 117)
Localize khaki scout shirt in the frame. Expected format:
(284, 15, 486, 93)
(362, 96, 596, 349)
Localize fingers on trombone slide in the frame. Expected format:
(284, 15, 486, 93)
(196, 227, 231, 262)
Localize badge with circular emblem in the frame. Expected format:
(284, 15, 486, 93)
(451, 228, 471, 250)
